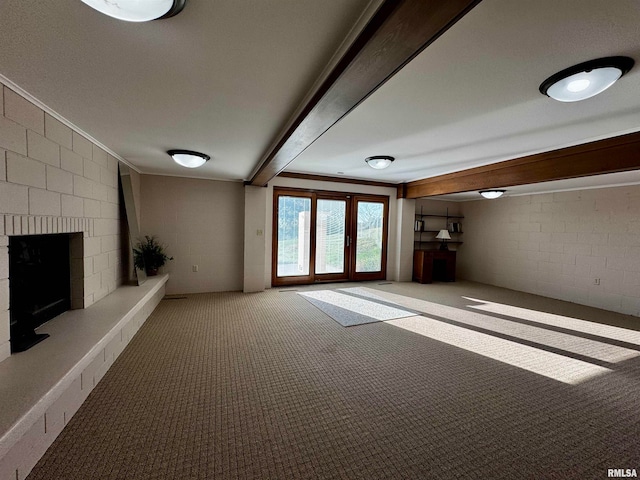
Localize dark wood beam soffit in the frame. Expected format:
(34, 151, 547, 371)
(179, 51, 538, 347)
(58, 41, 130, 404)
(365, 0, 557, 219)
(248, 0, 483, 187)
(278, 172, 398, 188)
(401, 131, 640, 199)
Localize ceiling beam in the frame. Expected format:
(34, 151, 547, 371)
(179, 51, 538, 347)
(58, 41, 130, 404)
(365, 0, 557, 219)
(277, 172, 398, 188)
(401, 131, 640, 198)
(248, 0, 482, 187)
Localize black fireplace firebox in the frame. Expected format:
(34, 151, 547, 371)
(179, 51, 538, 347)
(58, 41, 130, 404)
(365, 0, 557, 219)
(9, 234, 71, 352)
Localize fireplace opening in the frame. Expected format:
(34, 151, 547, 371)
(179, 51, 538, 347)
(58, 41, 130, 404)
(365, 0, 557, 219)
(9, 234, 72, 353)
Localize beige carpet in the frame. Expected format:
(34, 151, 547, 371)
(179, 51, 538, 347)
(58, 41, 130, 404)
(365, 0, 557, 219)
(27, 281, 640, 479)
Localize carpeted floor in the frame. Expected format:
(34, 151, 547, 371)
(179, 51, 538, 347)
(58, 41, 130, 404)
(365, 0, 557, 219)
(27, 281, 640, 479)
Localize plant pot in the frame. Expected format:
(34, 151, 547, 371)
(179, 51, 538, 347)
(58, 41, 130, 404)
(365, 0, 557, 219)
(146, 268, 158, 276)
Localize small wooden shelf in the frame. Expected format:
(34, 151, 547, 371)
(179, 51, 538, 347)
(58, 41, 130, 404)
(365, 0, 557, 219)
(415, 241, 464, 245)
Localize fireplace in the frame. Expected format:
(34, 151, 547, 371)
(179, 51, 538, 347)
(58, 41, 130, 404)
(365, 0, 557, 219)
(9, 234, 72, 352)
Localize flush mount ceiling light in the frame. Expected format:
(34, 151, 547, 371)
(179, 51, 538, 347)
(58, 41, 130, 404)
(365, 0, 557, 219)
(479, 190, 505, 199)
(365, 156, 394, 170)
(539, 56, 634, 102)
(168, 150, 210, 168)
(81, 0, 186, 22)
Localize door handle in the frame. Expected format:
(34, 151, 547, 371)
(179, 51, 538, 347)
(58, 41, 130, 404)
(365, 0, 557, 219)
(346, 235, 350, 247)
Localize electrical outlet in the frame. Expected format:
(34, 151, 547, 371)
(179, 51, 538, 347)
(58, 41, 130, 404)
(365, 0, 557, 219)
(256, 229, 263, 236)
(594, 278, 600, 285)
(192, 265, 199, 272)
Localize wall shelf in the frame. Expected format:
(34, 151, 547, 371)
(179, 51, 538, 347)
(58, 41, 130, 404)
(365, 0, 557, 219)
(414, 207, 463, 250)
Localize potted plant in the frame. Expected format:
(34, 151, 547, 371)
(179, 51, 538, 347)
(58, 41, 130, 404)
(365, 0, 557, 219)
(133, 235, 173, 276)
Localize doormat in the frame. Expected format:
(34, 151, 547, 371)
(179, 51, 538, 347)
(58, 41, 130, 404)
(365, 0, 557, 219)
(298, 290, 416, 327)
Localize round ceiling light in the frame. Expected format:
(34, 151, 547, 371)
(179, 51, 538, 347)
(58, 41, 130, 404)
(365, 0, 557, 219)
(365, 156, 395, 170)
(539, 56, 634, 102)
(81, 0, 186, 22)
(168, 150, 210, 168)
(479, 190, 505, 199)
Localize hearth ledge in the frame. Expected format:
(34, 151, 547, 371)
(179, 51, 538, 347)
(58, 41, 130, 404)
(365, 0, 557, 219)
(0, 274, 168, 480)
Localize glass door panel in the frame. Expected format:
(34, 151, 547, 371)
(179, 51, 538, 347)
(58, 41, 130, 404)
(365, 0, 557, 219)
(276, 195, 311, 277)
(352, 197, 387, 281)
(355, 201, 384, 272)
(315, 199, 347, 275)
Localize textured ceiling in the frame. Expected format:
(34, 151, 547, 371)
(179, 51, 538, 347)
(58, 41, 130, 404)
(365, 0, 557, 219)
(288, 0, 640, 186)
(1, 0, 640, 195)
(0, 0, 378, 180)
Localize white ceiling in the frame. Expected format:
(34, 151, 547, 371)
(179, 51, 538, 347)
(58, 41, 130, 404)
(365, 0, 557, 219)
(1, 0, 640, 195)
(0, 0, 378, 181)
(288, 0, 640, 185)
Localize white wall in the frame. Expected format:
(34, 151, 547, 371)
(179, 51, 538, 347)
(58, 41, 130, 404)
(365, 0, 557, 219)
(139, 175, 244, 294)
(459, 185, 640, 317)
(0, 83, 124, 362)
(394, 198, 416, 282)
(244, 185, 267, 293)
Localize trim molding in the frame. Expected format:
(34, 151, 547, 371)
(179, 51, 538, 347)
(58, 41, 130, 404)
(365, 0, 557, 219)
(403, 131, 640, 198)
(0, 73, 141, 173)
(249, 0, 482, 187)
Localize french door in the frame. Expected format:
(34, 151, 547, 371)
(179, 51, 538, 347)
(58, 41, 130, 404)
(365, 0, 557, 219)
(272, 188, 388, 286)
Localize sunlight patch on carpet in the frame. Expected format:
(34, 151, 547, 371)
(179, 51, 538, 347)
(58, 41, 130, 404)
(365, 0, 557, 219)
(352, 288, 640, 364)
(464, 297, 640, 347)
(387, 316, 611, 385)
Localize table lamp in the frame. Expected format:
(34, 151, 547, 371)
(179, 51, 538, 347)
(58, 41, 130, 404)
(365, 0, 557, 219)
(435, 230, 451, 250)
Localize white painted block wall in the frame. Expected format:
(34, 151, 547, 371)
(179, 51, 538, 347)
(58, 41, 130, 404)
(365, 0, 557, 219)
(0, 82, 125, 363)
(458, 187, 640, 316)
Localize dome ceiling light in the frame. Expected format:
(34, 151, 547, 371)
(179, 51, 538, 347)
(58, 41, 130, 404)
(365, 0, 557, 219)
(365, 156, 395, 170)
(539, 56, 634, 102)
(479, 190, 505, 199)
(168, 150, 210, 169)
(80, 0, 187, 22)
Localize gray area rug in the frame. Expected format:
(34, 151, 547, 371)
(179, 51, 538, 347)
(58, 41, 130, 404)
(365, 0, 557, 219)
(298, 289, 417, 326)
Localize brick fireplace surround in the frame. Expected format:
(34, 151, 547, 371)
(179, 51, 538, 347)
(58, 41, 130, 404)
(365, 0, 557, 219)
(0, 81, 126, 363)
(0, 82, 166, 478)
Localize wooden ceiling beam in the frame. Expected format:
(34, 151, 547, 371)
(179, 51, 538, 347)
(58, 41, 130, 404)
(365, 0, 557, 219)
(248, 0, 482, 187)
(277, 172, 398, 188)
(401, 131, 640, 198)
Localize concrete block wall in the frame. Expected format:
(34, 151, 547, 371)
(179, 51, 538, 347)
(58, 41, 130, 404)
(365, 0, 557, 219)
(0, 83, 124, 363)
(459, 185, 640, 316)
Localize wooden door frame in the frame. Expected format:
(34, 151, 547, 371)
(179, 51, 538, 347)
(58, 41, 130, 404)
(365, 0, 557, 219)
(271, 188, 389, 286)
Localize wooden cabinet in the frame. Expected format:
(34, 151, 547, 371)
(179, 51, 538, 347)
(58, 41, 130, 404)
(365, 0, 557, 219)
(413, 250, 456, 283)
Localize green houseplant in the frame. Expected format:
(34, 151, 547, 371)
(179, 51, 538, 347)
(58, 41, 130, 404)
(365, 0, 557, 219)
(133, 235, 173, 276)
